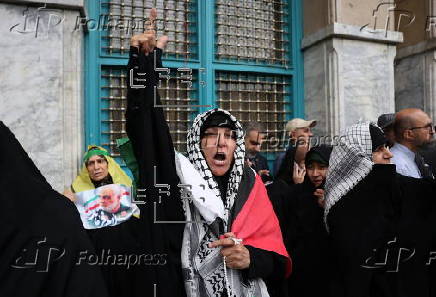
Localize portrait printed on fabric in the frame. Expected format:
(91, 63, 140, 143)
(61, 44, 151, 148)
(74, 184, 139, 229)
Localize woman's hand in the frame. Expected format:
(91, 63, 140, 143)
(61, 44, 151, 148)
(209, 232, 250, 269)
(258, 169, 270, 177)
(293, 162, 306, 184)
(313, 189, 325, 208)
(130, 8, 168, 54)
(63, 189, 76, 202)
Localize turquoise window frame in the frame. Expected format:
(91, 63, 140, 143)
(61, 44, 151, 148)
(85, 0, 304, 169)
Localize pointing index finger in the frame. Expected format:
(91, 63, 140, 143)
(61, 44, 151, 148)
(149, 7, 157, 21)
(144, 8, 157, 33)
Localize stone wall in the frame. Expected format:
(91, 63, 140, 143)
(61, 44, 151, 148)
(303, 23, 401, 137)
(0, 0, 84, 192)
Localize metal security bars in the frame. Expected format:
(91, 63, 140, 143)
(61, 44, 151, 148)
(100, 67, 198, 156)
(100, 68, 127, 156)
(157, 69, 199, 152)
(216, 71, 291, 153)
(86, 0, 303, 169)
(101, 0, 198, 59)
(215, 0, 289, 65)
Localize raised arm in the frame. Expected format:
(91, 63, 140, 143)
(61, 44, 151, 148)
(125, 10, 186, 297)
(125, 9, 179, 198)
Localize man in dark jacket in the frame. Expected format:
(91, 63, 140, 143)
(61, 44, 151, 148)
(244, 122, 272, 183)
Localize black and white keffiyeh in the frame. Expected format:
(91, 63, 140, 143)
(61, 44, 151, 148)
(175, 108, 269, 297)
(186, 108, 245, 214)
(324, 122, 375, 228)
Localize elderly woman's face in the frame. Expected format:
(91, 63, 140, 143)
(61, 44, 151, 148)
(372, 145, 393, 164)
(86, 155, 109, 181)
(200, 127, 237, 176)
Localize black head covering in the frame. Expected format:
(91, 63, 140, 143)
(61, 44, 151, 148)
(0, 121, 107, 297)
(198, 111, 239, 201)
(377, 113, 395, 129)
(305, 145, 333, 166)
(369, 123, 387, 152)
(200, 111, 237, 139)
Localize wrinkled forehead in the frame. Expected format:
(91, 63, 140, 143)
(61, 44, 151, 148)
(87, 155, 106, 163)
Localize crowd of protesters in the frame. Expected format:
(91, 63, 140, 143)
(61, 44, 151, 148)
(1, 8, 436, 297)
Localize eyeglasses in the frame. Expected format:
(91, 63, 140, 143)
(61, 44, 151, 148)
(408, 123, 435, 132)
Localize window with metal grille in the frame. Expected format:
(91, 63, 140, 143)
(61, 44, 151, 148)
(100, 67, 198, 155)
(216, 71, 291, 153)
(85, 0, 303, 169)
(216, 0, 289, 66)
(101, 0, 197, 59)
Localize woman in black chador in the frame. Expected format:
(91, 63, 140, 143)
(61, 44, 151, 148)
(325, 122, 436, 297)
(0, 121, 108, 297)
(124, 9, 290, 297)
(288, 145, 332, 297)
(268, 145, 332, 297)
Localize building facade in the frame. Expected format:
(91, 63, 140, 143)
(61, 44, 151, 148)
(0, 0, 435, 191)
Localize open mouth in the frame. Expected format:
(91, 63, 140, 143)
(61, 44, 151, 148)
(214, 152, 226, 161)
(213, 152, 226, 165)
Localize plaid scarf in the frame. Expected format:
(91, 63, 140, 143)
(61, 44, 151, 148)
(177, 108, 269, 297)
(187, 108, 245, 217)
(324, 122, 375, 229)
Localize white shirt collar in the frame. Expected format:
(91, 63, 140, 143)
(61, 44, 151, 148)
(392, 142, 415, 159)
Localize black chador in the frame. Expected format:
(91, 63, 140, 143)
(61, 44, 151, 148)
(0, 122, 108, 297)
